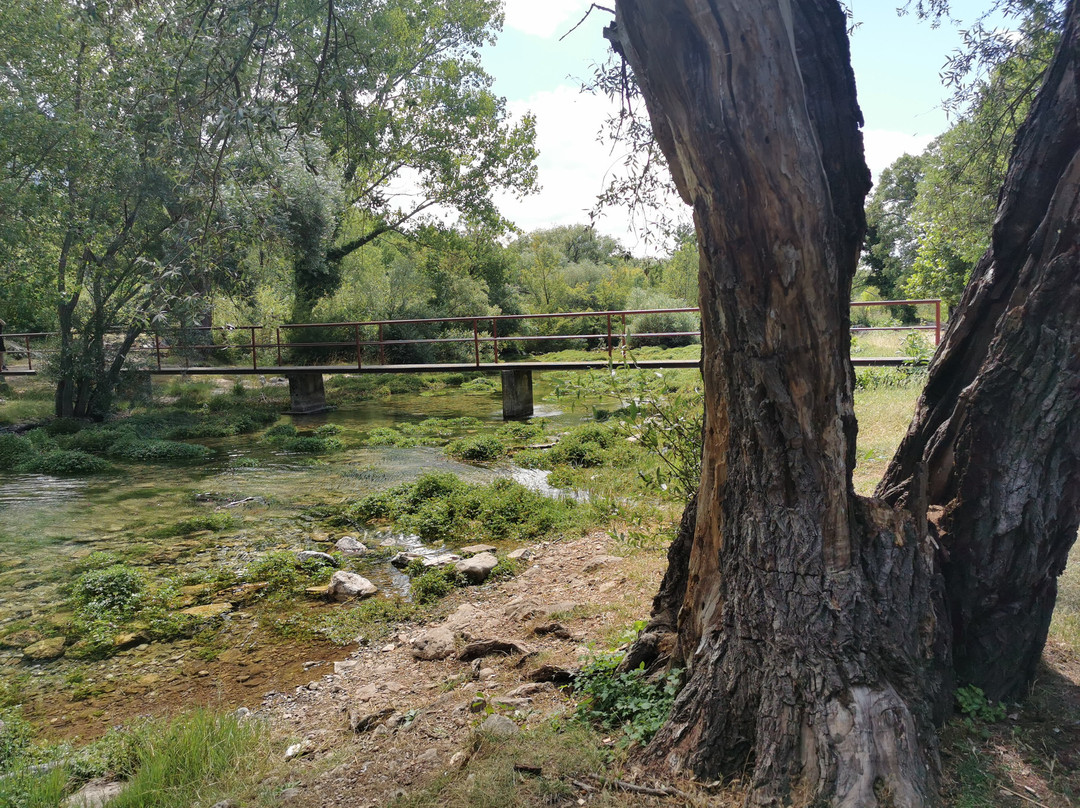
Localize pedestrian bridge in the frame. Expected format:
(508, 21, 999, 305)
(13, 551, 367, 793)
(0, 301, 941, 419)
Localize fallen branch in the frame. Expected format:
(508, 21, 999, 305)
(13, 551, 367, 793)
(998, 785, 1053, 808)
(583, 773, 692, 800)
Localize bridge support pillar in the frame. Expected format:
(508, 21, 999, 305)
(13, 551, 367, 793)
(501, 369, 533, 420)
(287, 372, 329, 415)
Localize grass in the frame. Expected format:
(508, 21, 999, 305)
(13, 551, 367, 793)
(0, 709, 272, 808)
(1050, 543, 1080, 654)
(852, 381, 922, 494)
(390, 724, 627, 808)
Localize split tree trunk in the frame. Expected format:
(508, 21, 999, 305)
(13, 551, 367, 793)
(878, 1, 1080, 702)
(612, 1, 948, 804)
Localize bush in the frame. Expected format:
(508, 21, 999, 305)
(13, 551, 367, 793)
(408, 565, 463, 604)
(278, 436, 344, 453)
(27, 449, 110, 475)
(574, 650, 683, 746)
(0, 434, 34, 470)
(446, 434, 505, 462)
(108, 438, 212, 463)
(71, 565, 146, 618)
(151, 513, 235, 538)
(263, 423, 297, 440)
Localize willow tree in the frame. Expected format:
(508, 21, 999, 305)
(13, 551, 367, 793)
(608, 0, 1080, 805)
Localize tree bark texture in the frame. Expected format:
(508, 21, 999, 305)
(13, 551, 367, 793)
(614, 1, 948, 804)
(878, 0, 1080, 703)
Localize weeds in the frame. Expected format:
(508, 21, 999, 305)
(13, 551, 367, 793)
(573, 651, 682, 746)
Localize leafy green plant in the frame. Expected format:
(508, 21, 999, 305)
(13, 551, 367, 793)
(107, 438, 212, 463)
(446, 434, 506, 462)
(955, 685, 1007, 724)
(150, 513, 235, 538)
(408, 565, 464, 604)
(573, 650, 682, 746)
(71, 565, 146, 618)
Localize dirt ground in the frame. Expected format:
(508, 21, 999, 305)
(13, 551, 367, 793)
(250, 530, 1080, 808)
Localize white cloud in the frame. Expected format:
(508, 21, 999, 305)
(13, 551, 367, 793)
(494, 85, 687, 255)
(862, 129, 935, 182)
(502, 0, 591, 39)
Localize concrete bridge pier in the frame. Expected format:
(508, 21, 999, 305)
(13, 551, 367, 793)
(501, 369, 533, 420)
(287, 372, 329, 414)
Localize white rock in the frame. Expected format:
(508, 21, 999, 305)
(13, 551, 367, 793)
(334, 536, 368, 556)
(63, 779, 125, 808)
(410, 627, 456, 661)
(454, 552, 498, 583)
(480, 714, 519, 738)
(327, 571, 377, 602)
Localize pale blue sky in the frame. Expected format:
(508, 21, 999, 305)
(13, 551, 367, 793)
(482, 1, 1011, 249)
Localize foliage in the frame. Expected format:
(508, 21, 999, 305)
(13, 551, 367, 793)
(107, 438, 212, 463)
(955, 685, 1007, 723)
(20, 449, 110, 476)
(446, 434, 506, 462)
(70, 565, 146, 618)
(304, 597, 423, 645)
(626, 288, 699, 348)
(574, 650, 683, 746)
(245, 551, 335, 594)
(150, 513, 236, 539)
(408, 565, 466, 604)
(347, 472, 578, 545)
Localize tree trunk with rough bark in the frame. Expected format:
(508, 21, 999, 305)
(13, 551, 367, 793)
(878, 1, 1080, 703)
(612, 2, 949, 804)
(613, 0, 1080, 804)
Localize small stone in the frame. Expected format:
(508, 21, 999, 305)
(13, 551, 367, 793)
(23, 636, 65, 661)
(454, 552, 498, 584)
(506, 548, 531, 561)
(63, 778, 125, 808)
(480, 714, 519, 738)
(410, 627, 455, 661)
(334, 536, 368, 556)
(390, 552, 423, 569)
(179, 603, 233, 619)
(423, 553, 462, 568)
(582, 555, 623, 573)
(327, 571, 377, 602)
(210, 801, 239, 808)
(296, 550, 338, 567)
(416, 748, 440, 767)
(284, 740, 314, 761)
(279, 787, 303, 802)
(450, 751, 467, 769)
(1, 629, 43, 649)
(349, 707, 395, 733)
(458, 544, 497, 556)
(113, 631, 148, 650)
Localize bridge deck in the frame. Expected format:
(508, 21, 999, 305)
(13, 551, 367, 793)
(0, 356, 923, 378)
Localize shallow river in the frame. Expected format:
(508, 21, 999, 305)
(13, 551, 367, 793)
(0, 379, 600, 738)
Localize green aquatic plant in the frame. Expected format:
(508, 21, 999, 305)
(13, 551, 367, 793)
(446, 434, 506, 462)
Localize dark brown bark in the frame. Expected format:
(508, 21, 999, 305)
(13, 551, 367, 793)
(879, 1, 1080, 702)
(614, 1, 947, 804)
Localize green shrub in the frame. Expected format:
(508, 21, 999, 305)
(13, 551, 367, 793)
(446, 434, 505, 462)
(313, 423, 342, 437)
(0, 709, 33, 771)
(71, 565, 145, 618)
(24, 449, 110, 475)
(44, 418, 84, 436)
(347, 484, 411, 523)
(408, 565, 463, 604)
(108, 438, 212, 463)
(151, 513, 235, 538)
(363, 427, 418, 447)
(263, 423, 297, 440)
(0, 434, 34, 470)
(279, 436, 344, 453)
(574, 651, 682, 746)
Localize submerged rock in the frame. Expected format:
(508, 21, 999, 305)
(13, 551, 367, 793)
(296, 550, 338, 567)
(327, 571, 377, 602)
(23, 636, 65, 661)
(180, 603, 233, 620)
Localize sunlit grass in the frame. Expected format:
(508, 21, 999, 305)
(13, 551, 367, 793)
(852, 382, 921, 495)
(1050, 543, 1080, 653)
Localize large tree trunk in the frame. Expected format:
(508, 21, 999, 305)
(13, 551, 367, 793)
(878, 1, 1080, 702)
(612, 2, 948, 804)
